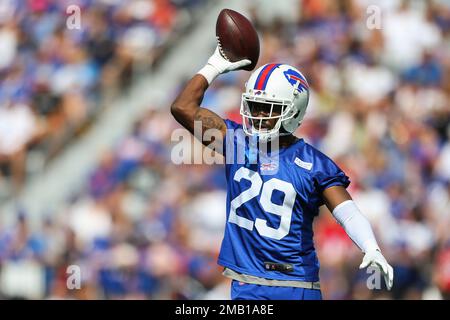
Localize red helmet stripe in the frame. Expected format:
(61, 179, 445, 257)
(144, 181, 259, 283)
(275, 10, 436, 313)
(254, 63, 281, 90)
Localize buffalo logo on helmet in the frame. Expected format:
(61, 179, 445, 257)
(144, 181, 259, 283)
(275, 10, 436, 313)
(283, 69, 309, 93)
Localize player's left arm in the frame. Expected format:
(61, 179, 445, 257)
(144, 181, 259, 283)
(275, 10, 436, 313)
(322, 186, 394, 290)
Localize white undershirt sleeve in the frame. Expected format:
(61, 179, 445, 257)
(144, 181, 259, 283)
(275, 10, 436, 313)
(331, 200, 380, 253)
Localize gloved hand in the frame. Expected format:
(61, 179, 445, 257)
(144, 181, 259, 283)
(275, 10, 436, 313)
(359, 249, 394, 290)
(197, 44, 251, 84)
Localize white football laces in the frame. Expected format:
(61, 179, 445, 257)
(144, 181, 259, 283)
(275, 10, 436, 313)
(216, 36, 230, 61)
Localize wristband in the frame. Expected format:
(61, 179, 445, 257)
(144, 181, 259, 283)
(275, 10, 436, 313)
(197, 64, 220, 85)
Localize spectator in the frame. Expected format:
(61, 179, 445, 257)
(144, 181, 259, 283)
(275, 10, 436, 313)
(1, 0, 450, 300)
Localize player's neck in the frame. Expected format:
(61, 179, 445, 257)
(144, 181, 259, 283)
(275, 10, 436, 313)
(267, 134, 299, 149)
(280, 134, 299, 148)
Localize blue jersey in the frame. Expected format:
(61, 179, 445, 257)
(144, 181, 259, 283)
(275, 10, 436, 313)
(218, 119, 350, 282)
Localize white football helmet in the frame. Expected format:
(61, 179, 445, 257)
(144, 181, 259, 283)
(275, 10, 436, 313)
(240, 63, 309, 142)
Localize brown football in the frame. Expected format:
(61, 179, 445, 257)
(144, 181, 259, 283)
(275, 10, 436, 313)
(216, 9, 260, 71)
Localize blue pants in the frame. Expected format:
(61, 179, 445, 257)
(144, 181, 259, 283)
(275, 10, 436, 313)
(231, 280, 323, 300)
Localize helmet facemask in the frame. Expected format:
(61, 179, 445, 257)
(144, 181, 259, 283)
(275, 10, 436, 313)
(240, 93, 296, 142)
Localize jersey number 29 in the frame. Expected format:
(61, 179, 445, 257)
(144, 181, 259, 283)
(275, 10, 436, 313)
(229, 167, 296, 240)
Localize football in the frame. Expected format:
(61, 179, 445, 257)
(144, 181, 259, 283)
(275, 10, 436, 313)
(216, 8, 260, 71)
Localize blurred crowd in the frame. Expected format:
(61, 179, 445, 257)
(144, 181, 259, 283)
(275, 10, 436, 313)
(0, 0, 202, 197)
(1, 0, 450, 300)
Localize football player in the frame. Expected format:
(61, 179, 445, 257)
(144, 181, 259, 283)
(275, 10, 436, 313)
(170, 47, 394, 300)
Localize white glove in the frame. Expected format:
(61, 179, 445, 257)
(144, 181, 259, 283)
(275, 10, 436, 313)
(197, 45, 251, 84)
(359, 249, 394, 290)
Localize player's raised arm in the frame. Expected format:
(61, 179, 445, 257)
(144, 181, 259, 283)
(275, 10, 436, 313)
(170, 46, 250, 145)
(322, 186, 394, 290)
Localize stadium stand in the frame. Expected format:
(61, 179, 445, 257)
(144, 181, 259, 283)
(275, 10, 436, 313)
(0, 0, 449, 300)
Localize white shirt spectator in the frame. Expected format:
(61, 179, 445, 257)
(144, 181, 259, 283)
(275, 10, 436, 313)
(353, 187, 398, 248)
(249, 0, 299, 26)
(0, 25, 17, 70)
(322, 111, 355, 158)
(397, 219, 435, 258)
(0, 104, 36, 156)
(344, 61, 397, 105)
(180, 190, 227, 253)
(435, 142, 450, 181)
(68, 197, 112, 247)
(395, 86, 447, 121)
(382, 6, 442, 70)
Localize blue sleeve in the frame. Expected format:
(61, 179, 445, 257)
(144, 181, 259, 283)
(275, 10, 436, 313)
(312, 153, 350, 198)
